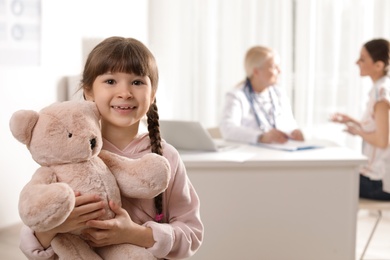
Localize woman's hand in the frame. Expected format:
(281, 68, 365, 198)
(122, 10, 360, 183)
(259, 129, 289, 144)
(35, 192, 105, 248)
(344, 122, 362, 136)
(330, 113, 354, 124)
(82, 201, 155, 248)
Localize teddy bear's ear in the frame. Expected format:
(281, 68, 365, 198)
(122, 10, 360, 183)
(9, 110, 39, 145)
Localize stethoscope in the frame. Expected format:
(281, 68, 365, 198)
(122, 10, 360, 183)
(243, 77, 276, 128)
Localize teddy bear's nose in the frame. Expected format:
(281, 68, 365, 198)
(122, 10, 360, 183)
(90, 138, 97, 150)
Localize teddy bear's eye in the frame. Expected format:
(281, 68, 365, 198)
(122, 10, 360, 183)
(68, 133, 73, 138)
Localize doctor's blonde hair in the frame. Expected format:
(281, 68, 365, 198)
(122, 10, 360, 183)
(244, 46, 274, 78)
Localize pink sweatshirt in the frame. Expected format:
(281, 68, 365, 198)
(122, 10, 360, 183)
(19, 133, 204, 259)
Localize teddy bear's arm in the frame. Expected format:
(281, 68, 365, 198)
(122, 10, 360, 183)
(98, 151, 171, 199)
(19, 166, 75, 232)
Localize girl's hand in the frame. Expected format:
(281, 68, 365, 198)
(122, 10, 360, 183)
(289, 129, 305, 141)
(82, 201, 155, 248)
(55, 192, 106, 234)
(259, 129, 289, 144)
(35, 192, 105, 248)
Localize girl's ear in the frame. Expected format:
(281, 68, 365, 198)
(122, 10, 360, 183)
(83, 90, 94, 101)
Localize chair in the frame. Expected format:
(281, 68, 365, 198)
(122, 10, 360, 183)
(358, 199, 390, 260)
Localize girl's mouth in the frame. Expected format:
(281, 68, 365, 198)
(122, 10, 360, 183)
(112, 105, 135, 110)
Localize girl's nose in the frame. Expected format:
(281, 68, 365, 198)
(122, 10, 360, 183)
(117, 85, 133, 99)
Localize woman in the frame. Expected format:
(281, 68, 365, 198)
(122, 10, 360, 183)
(331, 38, 390, 200)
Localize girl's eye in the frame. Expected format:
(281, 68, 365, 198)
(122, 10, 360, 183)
(133, 80, 144, 86)
(105, 79, 115, 85)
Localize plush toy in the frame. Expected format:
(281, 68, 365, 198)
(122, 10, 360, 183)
(9, 100, 171, 260)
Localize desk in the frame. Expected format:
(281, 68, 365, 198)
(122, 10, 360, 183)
(181, 142, 367, 260)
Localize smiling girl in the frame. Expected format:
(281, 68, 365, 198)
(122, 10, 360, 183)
(19, 36, 204, 259)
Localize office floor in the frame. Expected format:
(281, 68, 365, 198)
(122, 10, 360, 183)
(356, 209, 390, 260)
(1, 210, 389, 260)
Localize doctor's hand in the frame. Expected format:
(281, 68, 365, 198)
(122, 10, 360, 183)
(259, 129, 289, 144)
(289, 129, 305, 141)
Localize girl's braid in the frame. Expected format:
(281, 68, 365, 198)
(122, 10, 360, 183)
(146, 99, 164, 222)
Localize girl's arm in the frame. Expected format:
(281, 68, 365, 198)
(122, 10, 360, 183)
(351, 100, 389, 148)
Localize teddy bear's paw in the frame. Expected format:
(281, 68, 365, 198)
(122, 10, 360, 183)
(19, 183, 75, 232)
(136, 153, 171, 194)
(99, 151, 171, 199)
(97, 244, 157, 260)
(117, 153, 171, 199)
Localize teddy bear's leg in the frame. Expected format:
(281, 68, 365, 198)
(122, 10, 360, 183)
(97, 244, 157, 260)
(51, 234, 102, 260)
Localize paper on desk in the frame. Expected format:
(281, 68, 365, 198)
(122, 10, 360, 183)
(179, 148, 256, 162)
(256, 140, 323, 152)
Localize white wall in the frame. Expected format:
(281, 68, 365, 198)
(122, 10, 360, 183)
(0, 0, 148, 228)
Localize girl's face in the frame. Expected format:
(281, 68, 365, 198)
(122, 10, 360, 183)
(85, 72, 154, 131)
(356, 47, 376, 77)
(252, 55, 281, 92)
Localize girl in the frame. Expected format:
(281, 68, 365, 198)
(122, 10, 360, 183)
(331, 38, 390, 201)
(219, 45, 304, 144)
(19, 36, 204, 258)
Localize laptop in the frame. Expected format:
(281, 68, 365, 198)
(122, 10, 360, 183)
(159, 120, 234, 152)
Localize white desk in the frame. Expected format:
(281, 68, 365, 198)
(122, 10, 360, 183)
(181, 142, 367, 260)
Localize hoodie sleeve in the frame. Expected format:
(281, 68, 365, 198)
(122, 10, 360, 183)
(19, 225, 56, 260)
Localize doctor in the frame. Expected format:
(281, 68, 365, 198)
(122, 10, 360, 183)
(219, 45, 304, 144)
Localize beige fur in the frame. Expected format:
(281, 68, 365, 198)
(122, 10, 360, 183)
(10, 100, 170, 260)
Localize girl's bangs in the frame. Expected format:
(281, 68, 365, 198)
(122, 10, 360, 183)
(102, 46, 150, 77)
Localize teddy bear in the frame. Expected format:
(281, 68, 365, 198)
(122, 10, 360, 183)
(9, 100, 171, 260)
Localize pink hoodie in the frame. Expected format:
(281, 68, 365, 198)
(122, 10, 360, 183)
(19, 133, 204, 259)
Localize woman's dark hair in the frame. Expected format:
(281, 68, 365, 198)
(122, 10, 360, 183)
(81, 36, 165, 222)
(364, 38, 390, 74)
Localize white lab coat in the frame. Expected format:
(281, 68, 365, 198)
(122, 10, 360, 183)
(219, 83, 299, 144)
